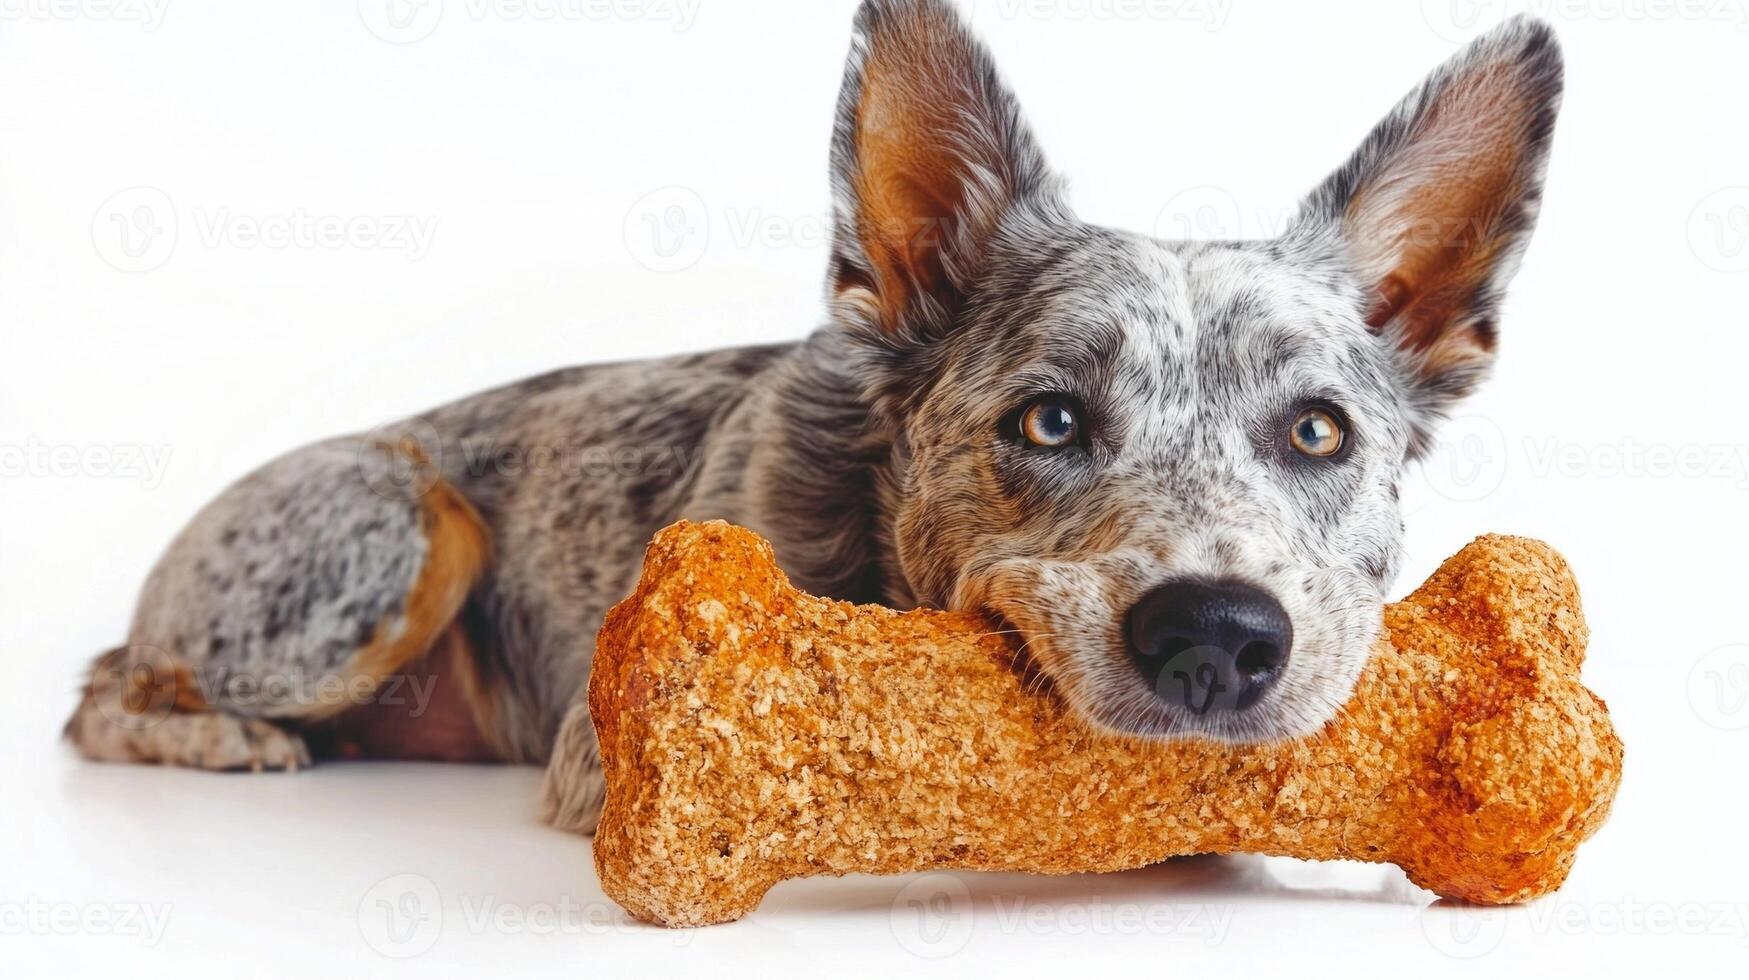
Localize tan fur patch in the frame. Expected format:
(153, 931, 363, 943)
(79, 643, 210, 722)
(851, 6, 996, 326)
(310, 472, 492, 721)
(1347, 55, 1536, 365)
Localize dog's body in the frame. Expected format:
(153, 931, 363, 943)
(66, 0, 1562, 836)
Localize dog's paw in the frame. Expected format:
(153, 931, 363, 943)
(69, 704, 312, 773)
(188, 716, 313, 773)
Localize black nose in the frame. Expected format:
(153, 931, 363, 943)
(1125, 580, 1293, 715)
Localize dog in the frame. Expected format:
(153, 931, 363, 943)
(65, 0, 1562, 836)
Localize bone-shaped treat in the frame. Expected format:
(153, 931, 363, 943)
(589, 521, 1622, 927)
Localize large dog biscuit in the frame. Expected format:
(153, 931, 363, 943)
(589, 521, 1622, 927)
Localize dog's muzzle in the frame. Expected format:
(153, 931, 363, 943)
(1124, 580, 1293, 715)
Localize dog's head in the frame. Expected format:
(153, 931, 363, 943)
(824, 0, 1561, 742)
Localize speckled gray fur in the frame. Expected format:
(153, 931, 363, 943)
(129, 438, 429, 712)
(82, 1, 1562, 822)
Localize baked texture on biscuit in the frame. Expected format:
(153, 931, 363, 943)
(589, 521, 1622, 927)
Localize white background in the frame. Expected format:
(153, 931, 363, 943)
(2, 0, 1746, 975)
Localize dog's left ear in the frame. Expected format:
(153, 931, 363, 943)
(827, 0, 1067, 339)
(1294, 16, 1562, 431)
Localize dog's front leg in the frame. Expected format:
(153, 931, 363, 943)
(539, 702, 606, 835)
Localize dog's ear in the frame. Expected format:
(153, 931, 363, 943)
(1294, 16, 1562, 429)
(828, 0, 1066, 337)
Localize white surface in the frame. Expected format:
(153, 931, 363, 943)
(3, 1, 1747, 976)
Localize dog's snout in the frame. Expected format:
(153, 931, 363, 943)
(1124, 580, 1293, 715)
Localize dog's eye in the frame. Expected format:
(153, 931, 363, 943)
(1019, 397, 1081, 448)
(1289, 407, 1345, 458)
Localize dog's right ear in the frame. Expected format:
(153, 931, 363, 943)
(1290, 17, 1563, 448)
(827, 0, 1066, 338)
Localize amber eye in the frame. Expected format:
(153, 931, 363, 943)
(1289, 407, 1345, 458)
(1019, 397, 1081, 448)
